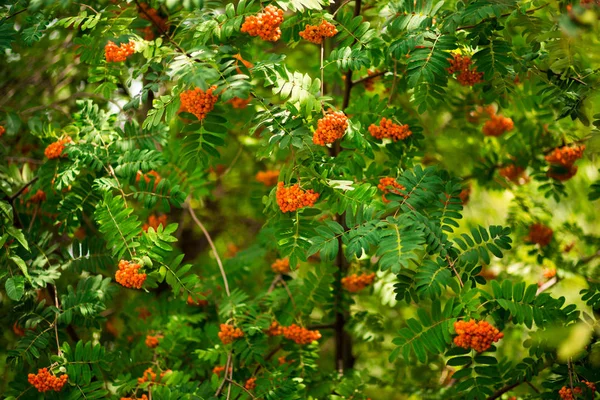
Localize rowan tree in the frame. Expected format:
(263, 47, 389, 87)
(1, 1, 600, 399)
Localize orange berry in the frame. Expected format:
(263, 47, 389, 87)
(276, 182, 319, 213)
(525, 223, 553, 247)
(241, 5, 284, 42)
(142, 214, 167, 232)
(13, 322, 25, 337)
(266, 321, 284, 336)
(542, 268, 556, 279)
(136, 170, 161, 190)
(377, 177, 406, 203)
(245, 377, 257, 390)
(44, 137, 72, 159)
(313, 111, 348, 145)
(212, 365, 232, 376)
(453, 320, 503, 353)
(341, 273, 376, 292)
(482, 114, 514, 137)
(448, 53, 483, 86)
(299, 20, 337, 44)
(271, 258, 291, 274)
(28, 368, 68, 392)
(218, 323, 244, 345)
(0, 125, 5, 136)
(115, 260, 146, 289)
(498, 165, 525, 183)
(545, 145, 585, 168)
(145, 334, 162, 348)
(281, 324, 321, 345)
(256, 170, 279, 186)
(105, 40, 135, 63)
(368, 118, 412, 141)
(179, 86, 218, 121)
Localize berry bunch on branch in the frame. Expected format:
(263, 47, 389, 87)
(241, 5, 284, 42)
(276, 182, 319, 213)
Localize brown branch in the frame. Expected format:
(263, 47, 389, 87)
(486, 381, 521, 400)
(7, 177, 39, 204)
(2, 8, 27, 22)
(352, 70, 387, 86)
(226, 379, 257, 399)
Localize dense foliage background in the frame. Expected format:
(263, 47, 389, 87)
(1, 0, 600, 399)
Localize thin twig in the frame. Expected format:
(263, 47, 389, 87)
(7, 177, 39, 203)
(2, 8, 27, 22)
(536, 276, 558, 295)
(187, 200, 230, 297)
(320, 43, 325, 96)
(216, 352, 232, 396)
(387, 60, 398, 105)
(447, 256, 464, 288)
(279, 278, 297, 310)
(226, 379, 257, 399)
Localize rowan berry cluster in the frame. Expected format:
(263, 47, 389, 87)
(545, 145, 585, 167)
(142, 214, 167, 232)
(218, 323, 244, 344)
(313, 111, 348, 145)
(179, 86, 218, 121)
(282, 324, 322, 345)
(525, 223, 553, 247)
(482, 113, 514, 137)
(229, 97, 251, 109)
(271, 258, 290, 274)
(28, 368, 68, 392)
(255, 170, 279, 186)
(559, 382, 596, 400)
(299, 20, 338, 44)
(341, 273, 376, 292)
(377, 177, 406, 203)
(241, 5, 284, 42)
(543, 268, 557, 279)
(498, 165, 525, 183)
(29, 189, 47, 204)
(105, 40, 136, 63)
(447, 53, 483, 86)
(276, 182, 319, 213)
(266, 321, 284, 336)
(368, 118, 412, 141)
(45, 137, 72, 159)
(212, 365, 232, 376)
(137, 367, 169, 384)
(115, 260, 146, 289)
(453, 320, 504, 353)
(136, 170, 161, 189)
(120, 396, 148, 400)
(0, 125, 5, 136)
(145, 334, 162, 348)
(245, 377, 257, 390)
